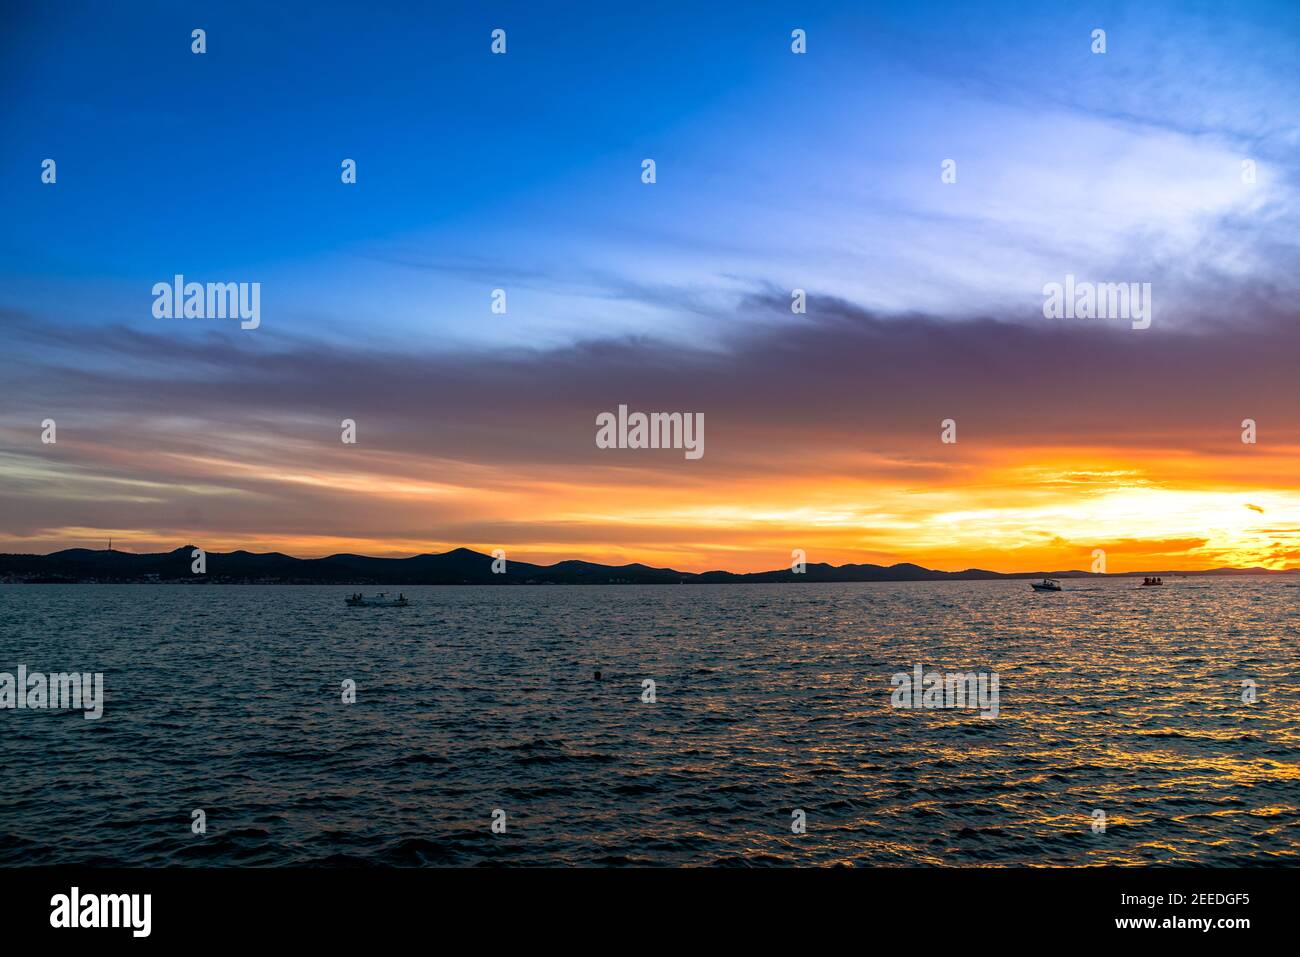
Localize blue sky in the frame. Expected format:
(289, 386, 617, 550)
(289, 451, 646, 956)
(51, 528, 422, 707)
(3, 1, 1300, 567)
(4, 0, 1296, 352)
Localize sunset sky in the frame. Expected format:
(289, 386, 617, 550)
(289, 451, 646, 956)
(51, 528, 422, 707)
(2, 1, 1300, 573)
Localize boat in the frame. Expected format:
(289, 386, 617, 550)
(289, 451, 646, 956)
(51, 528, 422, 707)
(1030, 578, 1061, 592)
(1140, 577, 1163, 587)
(345, 592, 410, 607)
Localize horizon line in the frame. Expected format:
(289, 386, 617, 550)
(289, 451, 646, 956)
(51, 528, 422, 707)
(3, 543, 1297, 580)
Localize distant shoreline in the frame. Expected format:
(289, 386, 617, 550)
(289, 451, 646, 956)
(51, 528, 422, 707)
(2, 575, 1292, 587)
(1, 545, 1293, 586)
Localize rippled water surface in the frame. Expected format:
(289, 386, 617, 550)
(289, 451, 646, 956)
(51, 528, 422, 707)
(1, 580, 1297, 866)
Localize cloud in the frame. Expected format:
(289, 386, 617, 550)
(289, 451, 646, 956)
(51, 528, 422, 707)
(3, 279, 1300, 568)
(6, 279, 1300, 464)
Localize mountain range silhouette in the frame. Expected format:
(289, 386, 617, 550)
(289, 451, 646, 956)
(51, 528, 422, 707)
(0, 546, 1292, 584)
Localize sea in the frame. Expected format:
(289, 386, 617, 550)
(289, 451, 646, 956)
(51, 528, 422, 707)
(1, 578, 1296, 866)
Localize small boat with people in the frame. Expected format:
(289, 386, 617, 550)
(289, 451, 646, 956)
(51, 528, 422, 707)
(345, 592, 410, 607)
(1140, 577, 1163, 587)
(1031, 578, 1061, 592)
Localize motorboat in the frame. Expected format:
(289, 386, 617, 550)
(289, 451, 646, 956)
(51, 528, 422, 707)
(1030, 578, 1061, 592)
(345, 592, 410, 607)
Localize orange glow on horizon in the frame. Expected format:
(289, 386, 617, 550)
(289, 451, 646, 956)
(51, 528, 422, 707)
(7, 438, 1299, 575)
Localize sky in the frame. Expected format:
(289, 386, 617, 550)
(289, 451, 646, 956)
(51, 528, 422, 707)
(2, 0, 1300, 573)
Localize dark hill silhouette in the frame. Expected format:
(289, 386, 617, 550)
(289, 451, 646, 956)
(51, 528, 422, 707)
(0, 546, 1294, 585)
